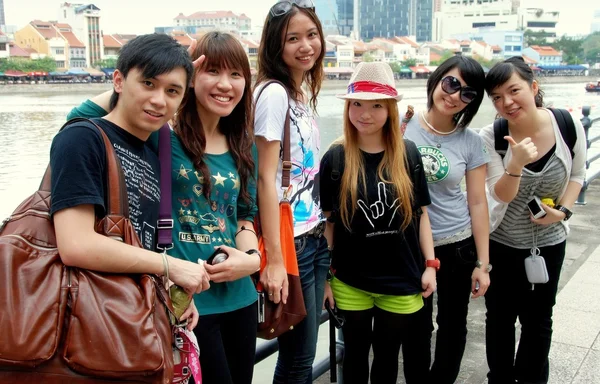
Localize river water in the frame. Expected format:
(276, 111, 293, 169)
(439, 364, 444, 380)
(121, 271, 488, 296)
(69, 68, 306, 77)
(1, 82, 599, 220)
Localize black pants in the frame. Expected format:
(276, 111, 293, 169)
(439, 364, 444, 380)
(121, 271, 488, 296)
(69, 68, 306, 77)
(338, 305, 431, 384)
(190, 302, 258, 384)
(427, 236, 477, 384)
(485, 240, 566, 384)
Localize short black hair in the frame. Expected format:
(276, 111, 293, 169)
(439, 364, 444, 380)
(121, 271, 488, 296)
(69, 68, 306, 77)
(485, 56, 544, 107)
(426, 55, 485, 129)
(110, 33, 193, 109)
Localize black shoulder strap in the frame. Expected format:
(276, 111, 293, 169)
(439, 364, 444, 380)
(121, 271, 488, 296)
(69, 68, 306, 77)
(549, 108, 576, 159)
(493, 118, 509, 159)
(329, 144, 344, 218)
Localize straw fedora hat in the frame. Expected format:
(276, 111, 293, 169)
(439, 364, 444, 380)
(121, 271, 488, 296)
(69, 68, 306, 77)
(337, 62, 403, 101)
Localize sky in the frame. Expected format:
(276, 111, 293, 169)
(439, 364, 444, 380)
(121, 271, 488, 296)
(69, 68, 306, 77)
(3, 0, 597, 36)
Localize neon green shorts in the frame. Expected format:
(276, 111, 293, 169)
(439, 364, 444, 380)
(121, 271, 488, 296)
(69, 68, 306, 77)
(330, 277, 423, 314)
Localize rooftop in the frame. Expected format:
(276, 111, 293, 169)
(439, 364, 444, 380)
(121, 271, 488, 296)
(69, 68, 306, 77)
(174, 10, 242, 20)
(529, 45, 561, 56)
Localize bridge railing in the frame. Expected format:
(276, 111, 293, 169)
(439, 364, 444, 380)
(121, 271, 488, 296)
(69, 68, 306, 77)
(254, 310, 345, 383)
(577, 106, 600, 205)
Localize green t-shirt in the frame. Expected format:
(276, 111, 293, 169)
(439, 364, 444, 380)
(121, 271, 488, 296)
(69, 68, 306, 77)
(68, 101, 259, 315)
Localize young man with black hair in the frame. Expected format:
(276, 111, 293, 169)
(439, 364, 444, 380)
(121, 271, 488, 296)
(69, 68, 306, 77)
(51, 33, 210, 299)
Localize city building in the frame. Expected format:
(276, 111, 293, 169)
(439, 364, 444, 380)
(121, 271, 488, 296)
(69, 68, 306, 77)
(9, 43, 33, 58)
(522, 45, 562, 66)
(173, 11, 251, 35)
(0, 29, 9, 59)
(470, 40, 494, 61)
(58, 3, 103, 67)
(103, 34, 125, 60)
(0, 0, 5, 30)
(325, 35, 355, 68)
(14, 21, 69, 68)
(517, 7, 559, 43)
(238, 37, 259, 69)
(315, 0, 340, 36)
(591, 9, 600, 33)
(452, 30, 523, 58)
(336, 0, 354, 37)
(433, 0, 516, 42)
(54, 23, 86, 68)
(338, 0, 432, 42)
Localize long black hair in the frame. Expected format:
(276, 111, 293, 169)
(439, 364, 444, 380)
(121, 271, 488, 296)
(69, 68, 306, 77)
(426, 55, 485, 129)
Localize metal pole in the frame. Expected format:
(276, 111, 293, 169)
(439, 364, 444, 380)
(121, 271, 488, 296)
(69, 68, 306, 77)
(577, 106, 592, 205)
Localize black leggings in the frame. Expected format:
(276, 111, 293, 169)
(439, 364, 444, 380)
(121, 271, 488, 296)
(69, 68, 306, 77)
(339, 305, 431, 384)
(190, 302, 258, 384)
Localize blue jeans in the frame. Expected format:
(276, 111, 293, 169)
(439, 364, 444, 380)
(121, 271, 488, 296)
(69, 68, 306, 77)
(273, 230, 330, 384)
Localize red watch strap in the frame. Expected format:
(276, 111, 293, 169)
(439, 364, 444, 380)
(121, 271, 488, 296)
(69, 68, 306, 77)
(425, 258, 440, 271)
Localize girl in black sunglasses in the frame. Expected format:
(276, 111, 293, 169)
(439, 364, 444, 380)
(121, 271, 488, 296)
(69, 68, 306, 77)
(403, 55, 490, 384)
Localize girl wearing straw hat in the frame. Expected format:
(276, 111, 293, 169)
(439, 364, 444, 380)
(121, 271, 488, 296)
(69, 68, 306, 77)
(320, 61, 437, 383)
(403, 55, 489, 384)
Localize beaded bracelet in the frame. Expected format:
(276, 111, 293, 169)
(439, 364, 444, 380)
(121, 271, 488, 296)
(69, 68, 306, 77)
(235, 225, 257, 237)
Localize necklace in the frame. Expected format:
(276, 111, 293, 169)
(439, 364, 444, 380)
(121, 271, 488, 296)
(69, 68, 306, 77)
(421, 111, 458, 136)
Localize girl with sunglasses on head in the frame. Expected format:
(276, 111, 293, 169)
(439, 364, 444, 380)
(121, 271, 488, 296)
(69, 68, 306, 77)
(320, 62, 436, 384)
(481, 57, 586, 384)
(67, 32, 261, 384)
(253, 1, 327, 383)
(402, 55, 490, 384)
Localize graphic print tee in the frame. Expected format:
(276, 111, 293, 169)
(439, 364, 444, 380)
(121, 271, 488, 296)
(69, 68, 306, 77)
(50, 118, 160, 250)
(254, 83, 324, 237)
(403, 114, 490, 240)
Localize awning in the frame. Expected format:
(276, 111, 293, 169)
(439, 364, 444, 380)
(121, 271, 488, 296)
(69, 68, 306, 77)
(84, 67, 105, 77)
(49, 71, 70, 77)
(0, 72, 4, 76)
(537, 65, 586, 71)
(66, 68, 90, 76)
(410, 66, 430, 74)
(101, 68, 115, 76)
(399, 67, 412, 73)
(28, 71, 48, 76)
(4, 70, 27, 77)
(531, 66, 541, 71)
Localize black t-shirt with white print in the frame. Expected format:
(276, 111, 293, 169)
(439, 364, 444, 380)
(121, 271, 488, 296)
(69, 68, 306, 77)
(50, 118, 160, 250)
(319, 141, 431, 296)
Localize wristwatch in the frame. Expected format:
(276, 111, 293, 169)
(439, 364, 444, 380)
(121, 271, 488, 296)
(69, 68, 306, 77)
(475, 259, 493, 273)
(555, 205, 573, 221)
(425, 258, 440, 271)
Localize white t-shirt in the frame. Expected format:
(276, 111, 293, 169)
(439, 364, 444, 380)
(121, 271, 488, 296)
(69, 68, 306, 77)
(254, 82, 324, 237)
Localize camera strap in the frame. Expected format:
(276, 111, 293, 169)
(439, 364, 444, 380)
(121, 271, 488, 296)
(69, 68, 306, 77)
(529, 223, 541, 291)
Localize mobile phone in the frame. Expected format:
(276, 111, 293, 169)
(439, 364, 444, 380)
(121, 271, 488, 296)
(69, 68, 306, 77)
(527, 196, 547, 219)
(206, 248, 229, 265)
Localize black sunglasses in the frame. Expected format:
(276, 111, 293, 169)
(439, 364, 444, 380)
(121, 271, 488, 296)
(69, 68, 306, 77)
(441, 76, 477, 104)
(269, 0, 315, 18)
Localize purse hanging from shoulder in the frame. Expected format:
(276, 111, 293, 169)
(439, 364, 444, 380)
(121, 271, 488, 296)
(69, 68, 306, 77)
(0, 118, 175, 383)
(253, 81, 307, 340)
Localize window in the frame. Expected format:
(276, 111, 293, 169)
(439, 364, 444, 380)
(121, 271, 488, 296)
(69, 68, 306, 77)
(527, 22, 556, 28)
(0, 43, 5, 50)
(473, 22, 495, 28)
(55, 48, 65, 55)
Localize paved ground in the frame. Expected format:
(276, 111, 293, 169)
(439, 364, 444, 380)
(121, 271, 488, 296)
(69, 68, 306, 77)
(310, 182, 600, 384)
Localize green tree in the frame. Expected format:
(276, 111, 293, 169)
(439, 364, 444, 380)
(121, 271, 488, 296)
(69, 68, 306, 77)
(94, 58, 117, 68)
(389, 62, 402, 73)
(362, 53, 374, 62)
(523, 29, 548, 47)
(401, 58, 417, 67)
(430, 50, 455, 66)
(585, 47, 600, 64)
(551, 35, 584, 64)
(0, 57, 56, 73)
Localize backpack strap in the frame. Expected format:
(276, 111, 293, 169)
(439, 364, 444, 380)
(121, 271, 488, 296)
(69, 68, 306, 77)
(328, 144, 344, 221)
(493, 118, 509, 159)
(404, 139, 423, 216)
(255, 80, 292, 190)
(548, 108, 576, 159)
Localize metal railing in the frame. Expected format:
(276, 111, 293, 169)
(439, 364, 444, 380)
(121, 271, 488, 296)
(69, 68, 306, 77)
(254, 310, 345, 383)
(577, 106, 600, 205)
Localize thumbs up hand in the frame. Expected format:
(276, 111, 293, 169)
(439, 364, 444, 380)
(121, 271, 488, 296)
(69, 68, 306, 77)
(505, 136, 538, 168)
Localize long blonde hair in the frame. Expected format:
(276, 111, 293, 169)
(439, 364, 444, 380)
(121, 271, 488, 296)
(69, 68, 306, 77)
(338, 99, 414, 231)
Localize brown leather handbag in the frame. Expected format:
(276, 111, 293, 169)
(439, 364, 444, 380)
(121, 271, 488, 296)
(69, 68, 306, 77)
(254, 81, 307, 340)
(0, 120, 175, 383)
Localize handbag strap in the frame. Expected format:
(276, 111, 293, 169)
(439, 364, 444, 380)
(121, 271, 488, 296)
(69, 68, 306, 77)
(157, 124, 173, 251)
(255, 80, 292, 189)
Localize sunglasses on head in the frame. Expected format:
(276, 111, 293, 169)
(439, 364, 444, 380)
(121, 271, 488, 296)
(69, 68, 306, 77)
(441, 76, 477, 104)
(269, 0, 315, 18)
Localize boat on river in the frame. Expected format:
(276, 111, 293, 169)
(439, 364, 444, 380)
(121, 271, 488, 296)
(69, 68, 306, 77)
(585, 80, 600, 92)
